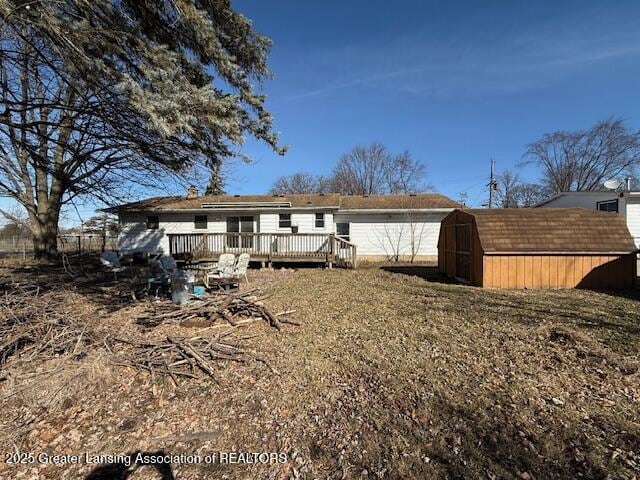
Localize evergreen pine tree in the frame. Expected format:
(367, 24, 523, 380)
(205, 162, 226, 196)
(0, 0, 285, 260)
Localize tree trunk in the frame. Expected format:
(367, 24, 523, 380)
(32, 222, 58, 262)
(32, 204, 61, 263)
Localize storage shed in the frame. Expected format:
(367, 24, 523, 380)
(438, 208, 637, 289)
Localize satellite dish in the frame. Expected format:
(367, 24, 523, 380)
(604, 179, 623, 191)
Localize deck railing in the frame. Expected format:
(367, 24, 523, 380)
(168, 232, 357, 268)
(333, 236, 358, 268)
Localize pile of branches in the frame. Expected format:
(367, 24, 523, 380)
(117, 335, 276, 383)
(0, 284, 98, 368)
(136, 289, 300, 330)
(0, 282, 299, 384)
(124, 289, 300, 383)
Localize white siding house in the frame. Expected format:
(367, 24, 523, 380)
(537, 191, 640, 248)
(109, 192, 460, 265)
(333, 212, 443, 257)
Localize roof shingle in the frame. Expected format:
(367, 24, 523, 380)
(462, 208, 637, 253)
(108, 193, 460, 212)
(339, 193, 460, 209)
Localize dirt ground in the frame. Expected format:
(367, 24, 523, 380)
(1, 262, 639, 479)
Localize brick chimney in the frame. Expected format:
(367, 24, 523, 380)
(186, 185, 198, 199)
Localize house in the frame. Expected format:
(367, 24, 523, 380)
(438, 208, 637, 289)
(107, 190, 461, 267)
(536, 190, 640, 247)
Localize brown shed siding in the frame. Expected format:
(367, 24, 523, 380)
(482, 254, 636, 289)
(438, 208, 637, 289)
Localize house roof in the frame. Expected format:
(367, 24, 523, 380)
(459, 208, 637, 254)
(534, 190, 640, 207)
(107, 193, 341, 211)
(339, 193, 460, 210)
(107, 193, 460, 212)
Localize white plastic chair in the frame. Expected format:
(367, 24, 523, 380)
(205, 253, 236, 287)
(100, 251, 126, 279)
(234, 253, 250, 283)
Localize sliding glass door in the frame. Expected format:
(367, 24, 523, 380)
(226, 216, 254, 248)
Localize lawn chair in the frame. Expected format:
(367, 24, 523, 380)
(234, 253, 250, 283)
(204, 253, 236, 288)
(154, 255, 178, 275)
(160, 255, 178, 273)
(100, 251, 126, 280)
(147, 255, 178, 296)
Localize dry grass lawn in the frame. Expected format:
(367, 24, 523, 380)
(1, 264, 639, 479)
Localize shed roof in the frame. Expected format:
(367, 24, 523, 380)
(459, 208, 637, 253)
(107, 193, 460, 212)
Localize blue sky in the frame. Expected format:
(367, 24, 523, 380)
(226, 0, 640, 206)
(3, 0, 640, 225)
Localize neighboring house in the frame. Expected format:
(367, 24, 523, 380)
(106, 190, 460, 267)
(536, 191, 640, 247)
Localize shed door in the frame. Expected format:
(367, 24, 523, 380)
(454, 224, 471, 282)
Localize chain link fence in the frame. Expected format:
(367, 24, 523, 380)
(0, 235, 118, 259)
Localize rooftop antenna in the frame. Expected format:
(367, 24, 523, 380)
(603, 179, 624, 191)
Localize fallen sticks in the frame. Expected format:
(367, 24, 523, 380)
(117, 336, 259, 382)
(121, 288, 299, 383)
(135, 289, 296, 332)
(0, 284, 99, 367)
(0, 280, 298, 386)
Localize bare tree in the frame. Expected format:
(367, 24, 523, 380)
(332, 143, 427, 195)
(331, 143, 389, 195)
(269, 172, 330, 194)
(385, 150, 427, 194)
(268, 144, 427, 196)
(525, 118, 640, 193)
(406, 210, 428, 263)
(376, 223, 406, 262)
(0, 204, 29, 236)
(515, 183, 547, 207)
(494, 170, 548, 208)
(375, 197, 434, 263)
(495, 170, 521, 208)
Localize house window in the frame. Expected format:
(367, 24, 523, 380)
(336, 222, 350, 242)
(315, 213, 325, 228)
(597, 199, 618, 213)
(146, 215, 159, 230)
(194, 215, 207, 229)
(279, 213, 291, 229)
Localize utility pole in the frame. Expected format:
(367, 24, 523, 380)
(487, 158, 498, 208)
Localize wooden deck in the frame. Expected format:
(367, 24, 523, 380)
(168, 233, 357, 269)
